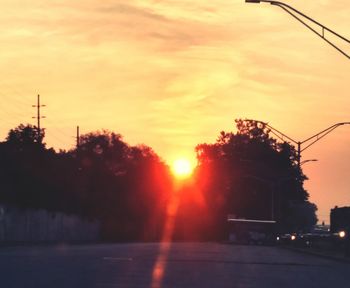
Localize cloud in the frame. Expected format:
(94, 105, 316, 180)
(98, 2, 169, 22)
(0, 0, 349, 225)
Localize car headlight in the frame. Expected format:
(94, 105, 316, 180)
(339, 231, 346, 238)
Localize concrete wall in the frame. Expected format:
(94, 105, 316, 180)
(0, 204, 100, 243)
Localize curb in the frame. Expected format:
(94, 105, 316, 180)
(281, 245, 350, 264)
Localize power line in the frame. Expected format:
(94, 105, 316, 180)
(0, 116, 21, 128)
(0, 82, 33, 106)
(43, 118, 80, 151)
(45, 119, 72, 138)
(0, 91, 31, 119)
(45, 130, 71, 149)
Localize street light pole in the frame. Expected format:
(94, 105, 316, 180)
(244, 174, 294, 222)
(247, 120, 349, 215)
(244, 175, 276, 221)
(245, 0, 350, 59)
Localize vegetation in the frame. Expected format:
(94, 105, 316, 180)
(0, 119, 317, 241)
(0, 124, 172, 241)
(193, 119, 317, 238)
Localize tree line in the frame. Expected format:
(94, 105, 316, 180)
(0, 120, 317, 241)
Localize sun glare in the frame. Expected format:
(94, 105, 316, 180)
(172, 158, 193, 178)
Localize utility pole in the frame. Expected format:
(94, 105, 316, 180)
(76, 126, 80, 150)
(76, 126, 82, 171)
(297, 142, 301, 169)
(32, 94, 46, 143)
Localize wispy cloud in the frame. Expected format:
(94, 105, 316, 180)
(0, 0, 349, 223)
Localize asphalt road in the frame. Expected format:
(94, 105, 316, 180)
(1, 242, 350, 288)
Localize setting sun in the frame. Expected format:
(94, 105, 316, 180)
(172, 159, 193, 178)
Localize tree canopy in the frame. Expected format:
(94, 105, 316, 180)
(0, 120, 317, 241)
(0, 124, 172, 241)
(194, 119, 317, 236)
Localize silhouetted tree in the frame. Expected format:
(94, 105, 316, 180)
(0, 120, 317, 242)
(0, 125, 172, 242)
(70, 130, 172, 241)
(0, 124, 52, 208)
(194, 119, 317, 237)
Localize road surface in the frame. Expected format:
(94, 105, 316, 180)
(1, 242, 350, 288)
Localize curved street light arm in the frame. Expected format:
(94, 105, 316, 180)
(246, 119, 350, 168)
(244, 119, 298, 144)
(269, 1, 350, 43)
(300, 122, 350, 153)
(271, 2, 350, 59)
(300, 159, 318, 166)
(247, 0, 350, 59)
(264, 123, 298, 145)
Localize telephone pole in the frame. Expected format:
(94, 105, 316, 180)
(32, 94, 46, 143)
(76, 126, 80, 150)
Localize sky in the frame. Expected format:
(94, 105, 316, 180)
(0, 0, 349, 223)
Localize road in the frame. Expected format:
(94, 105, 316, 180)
(1, 242, 350, 288)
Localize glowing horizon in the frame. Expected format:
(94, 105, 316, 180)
(171, 158, 193, 178)
(0, 0, 349, 223)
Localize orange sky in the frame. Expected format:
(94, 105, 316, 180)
(0, 0, 349, 223)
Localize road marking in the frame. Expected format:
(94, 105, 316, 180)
(103, 257, 133, 262)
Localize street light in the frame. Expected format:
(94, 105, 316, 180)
(247, 120, 350, 170)
(245, 0, 350, 59)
